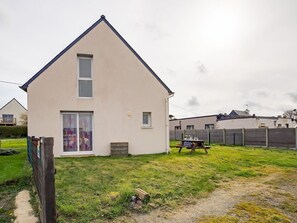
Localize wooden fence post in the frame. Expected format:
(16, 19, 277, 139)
(40, 137, 56, 223)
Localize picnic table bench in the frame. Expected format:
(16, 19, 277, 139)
(176, 140, 211, 154)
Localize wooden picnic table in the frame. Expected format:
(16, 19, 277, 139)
(177, 140, 210, 153)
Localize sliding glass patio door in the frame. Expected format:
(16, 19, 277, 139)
(62, 113, 93, 152)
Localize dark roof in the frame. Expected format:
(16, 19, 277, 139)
(219, 115, 278, 121)
(0, 98, 27, 111)
(229, 110, 251, 117)
(169, 114, 219, 121)
(20, 15, 174, 95)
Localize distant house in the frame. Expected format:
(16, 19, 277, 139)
(0, 98, 27, 126)
(170, 110, 294, 131)
(217, 115, 294, 129)
(20, 15, 174, 157)
(228, 109, 251, 118)
(169, 115, 218, 130)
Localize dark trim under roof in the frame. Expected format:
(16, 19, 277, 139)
(20, 15, 174, 95)
(0, 98, 27, 111)
(170, 114, 219, 121)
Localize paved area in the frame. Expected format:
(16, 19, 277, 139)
(14, 190, 38, 223)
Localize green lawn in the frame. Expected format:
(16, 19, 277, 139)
(55, 144, 297, 223)
(1, 139, 297, 223)
(0, 138, 31, 223)
(0, 138, 30, 184)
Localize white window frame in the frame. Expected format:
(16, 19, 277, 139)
(205, 124, 214, 130)
(186, 125, 194, 130)
(61, 112, 94, 155)
(2, 114, 14, 122)
(175, 126, 181, 130)
(142, 112, 152, 128)
(78, 56, 93, 98)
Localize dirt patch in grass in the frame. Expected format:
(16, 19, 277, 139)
(115, 169, 297, 223)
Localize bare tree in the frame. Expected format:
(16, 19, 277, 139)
(283, 109, 297, 127)
(20, 113, 28, 126)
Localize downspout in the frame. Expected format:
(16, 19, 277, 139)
(165, 94, 174, 154)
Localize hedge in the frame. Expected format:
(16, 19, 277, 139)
(0, 126, 27, 138)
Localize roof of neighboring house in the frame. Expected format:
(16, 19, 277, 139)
(0, 98, 27, 111)
(20, 15, 174, 95)
(229, 110, 251, 117)
(218, 115, 278, 121)
(169, 114, 219, 121)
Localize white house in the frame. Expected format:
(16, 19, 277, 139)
(169, 115, 218, 130)
(0, 98, 27, 126)
(217, 116, 294, 129)
(21, 15, 174, 157)
(170, 109, 294, 131)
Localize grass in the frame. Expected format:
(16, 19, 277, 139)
(0, 138, 31, 222)
(55, 143, 297, 223)
(1, 139, 297, 223)
(0, 138, 30, 184)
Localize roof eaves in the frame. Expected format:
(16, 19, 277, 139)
(20, 15, 174, 95)
(20, 16, 106, 92)
(102, 19, 174, 95)
(169, 114, 219, 121)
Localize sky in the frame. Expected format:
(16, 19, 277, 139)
(0, 0, 296, 118)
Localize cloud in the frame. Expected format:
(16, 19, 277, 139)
(188, 96, 199, 107)
(143, 22, 170, 40)
(288, 92, 297, 102)
(166, 68, 176, 77)
(196, 60, 207, 74)
(255, 90, 268, 98)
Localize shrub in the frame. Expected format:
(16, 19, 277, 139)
(0, 126, 27, 139)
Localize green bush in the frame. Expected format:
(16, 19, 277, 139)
(0, 126, 27, 139)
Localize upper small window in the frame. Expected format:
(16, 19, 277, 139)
(142, 112, 152, 127)
(78, 56, 92, 98)
(2, 114, 14, 123)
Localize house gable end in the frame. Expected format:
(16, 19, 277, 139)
(20, 15, 173, 95)
(0, 98, 27, 112)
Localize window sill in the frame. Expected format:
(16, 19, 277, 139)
(61, 151, 94, 157)
(141, 126, 153, 129)
(78, 97, 93, 99)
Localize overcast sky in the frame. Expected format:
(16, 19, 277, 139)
(1, 0, 296, 118)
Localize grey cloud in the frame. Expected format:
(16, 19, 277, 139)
(144, 23, 170, 40)
(245, 101, 262, 108)
(255, 90, 268, 98)
(133, 22, 169, 40)
(196, 60, 207, 74)
(288, 92, 297, 102)
(188, 96, 199, 107)
(166, 68, 176, 77)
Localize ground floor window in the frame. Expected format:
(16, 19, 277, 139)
(205, 124, 214, 130)
(175, 126, 181, 130)
(62, 112, 93, 152)
(186, 125, 194, 130)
